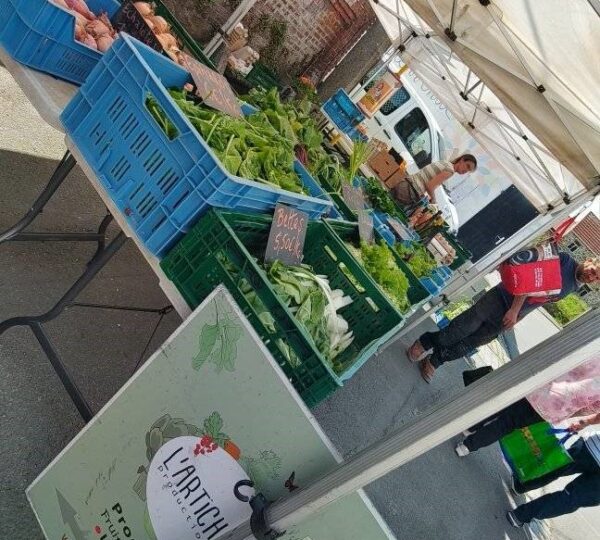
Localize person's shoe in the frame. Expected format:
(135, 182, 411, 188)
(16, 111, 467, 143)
(419, 356, 436, 383)
(462, 429, 474, 437)
(407, 340, 429, 363)
(509, 476, 521, 497)
(506, 511, 524, 528)
(454, 442, 470, 457)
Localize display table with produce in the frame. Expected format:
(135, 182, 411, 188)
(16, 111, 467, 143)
(0, 3, 465, 418)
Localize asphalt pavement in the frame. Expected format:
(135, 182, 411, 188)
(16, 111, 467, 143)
(0, 64, 558, 540)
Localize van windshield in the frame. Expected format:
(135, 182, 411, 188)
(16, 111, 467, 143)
(394, 107, 432, 168)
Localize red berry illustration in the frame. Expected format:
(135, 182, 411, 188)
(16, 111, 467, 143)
(211, 443, 218, 451)
(201, 436, 213, 447)
(194, 445, 201, 456)
(200, 449, 206, 455)
(95, 525, 102, 534)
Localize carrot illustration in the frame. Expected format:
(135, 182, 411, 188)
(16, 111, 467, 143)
(224, 440, 241, 460)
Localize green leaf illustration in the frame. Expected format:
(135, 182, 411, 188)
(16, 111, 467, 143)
(192, 304, 243, 373)
(203, 412, 224, 439)
(192, 323, 220, 370)
(240, 450, 282, 491)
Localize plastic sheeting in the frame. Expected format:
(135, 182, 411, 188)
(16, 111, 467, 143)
(370, 0, 600, 212)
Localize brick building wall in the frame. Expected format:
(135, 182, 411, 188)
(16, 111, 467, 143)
(244, 0, 377, 81)
(163, 0, 377, 83)
(559, 213, 600, 307)
(317, 20, 392, 100)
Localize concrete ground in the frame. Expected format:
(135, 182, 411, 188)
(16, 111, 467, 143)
(1, 65, 591, 540)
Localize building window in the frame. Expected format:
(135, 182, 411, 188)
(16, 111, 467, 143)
(567, 239, 582, 253)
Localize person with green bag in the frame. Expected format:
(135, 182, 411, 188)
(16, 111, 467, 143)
(454, 354, 600, 456)
(506, 430, 600, 528)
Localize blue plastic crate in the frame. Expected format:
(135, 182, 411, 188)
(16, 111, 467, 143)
(294, 161, 342, 219)
(0, 0, 120, 84)
(371, 212, 396, 247)
(331, 89, 363, 120)
(439, 266, 453, 279)
(61, 35, 333, 257)
(420, 277, 441, 296)
(322, 89, 368, 143)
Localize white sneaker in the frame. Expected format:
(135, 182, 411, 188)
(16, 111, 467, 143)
(455, 442, 470, 457)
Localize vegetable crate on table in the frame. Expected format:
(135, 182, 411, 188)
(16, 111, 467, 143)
(322, 89, 368, 143)
(160, 209, 404, 407)
(62, 35, 333, 257)
(327, 220, 430, 310)
(0, 0, 120, 84)
(0, 0, 217, 85)
(152, 0, 216, 70)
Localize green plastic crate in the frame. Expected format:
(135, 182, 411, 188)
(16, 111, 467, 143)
(153, 0, 216, 70)
(246, 62, 282, 90)
(161, 209, 404, 407)
(327, 220, 430, 309)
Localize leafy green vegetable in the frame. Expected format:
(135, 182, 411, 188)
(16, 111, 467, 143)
(266, 262, 355, 369)
(354, 241, 410, 312)
(215, 251, 354, 374)
(146, 95, 178, 140)
(244, 87, 323, 152)
(346, 141, 369, 185)
(396, 242, 438, 278)
(165, 89, 306, 194)
(363, 176, 405, 220)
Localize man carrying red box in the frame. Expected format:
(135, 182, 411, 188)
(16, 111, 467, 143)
(407, 254, 599, 383)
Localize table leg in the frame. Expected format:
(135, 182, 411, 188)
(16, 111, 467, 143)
(0, 150, 108, 246)
(0, 230, 128, 423)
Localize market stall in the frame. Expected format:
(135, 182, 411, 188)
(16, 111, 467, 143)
(1, 1, 599, 539)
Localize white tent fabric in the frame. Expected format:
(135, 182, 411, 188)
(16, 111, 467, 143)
(370, 0, 600, 212)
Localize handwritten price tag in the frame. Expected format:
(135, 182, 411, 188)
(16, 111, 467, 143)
(265, 204, 309, 266)
(113, 0, 163, 52)
(181, 53, 242, 118)
(341, 184, 366, 213)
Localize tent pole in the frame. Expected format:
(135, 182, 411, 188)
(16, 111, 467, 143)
(503, 108, 566, 198)
(222, 313, 599, 539)
(204, 0, 257, 56)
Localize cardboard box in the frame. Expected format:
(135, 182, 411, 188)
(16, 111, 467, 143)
(384, 169, 405, 189)
(368, 150, 399, 181)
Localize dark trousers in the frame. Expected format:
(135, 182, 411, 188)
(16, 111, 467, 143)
(463, 398, 543, 452)
(420, 288, 506, 368)
(514, 438, 599, 493)
(514, 457, 600, 523)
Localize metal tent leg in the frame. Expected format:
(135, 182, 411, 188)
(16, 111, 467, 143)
(0, 231, 128, 423)
(0, 151, 108, 246)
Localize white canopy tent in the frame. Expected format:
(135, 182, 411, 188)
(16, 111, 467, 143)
(370, 0, 600, 212)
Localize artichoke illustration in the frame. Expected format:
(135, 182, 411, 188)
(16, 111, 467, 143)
(133, 414, 202, 501)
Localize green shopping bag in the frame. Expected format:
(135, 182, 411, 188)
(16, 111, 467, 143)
(500, 422, 574, 483)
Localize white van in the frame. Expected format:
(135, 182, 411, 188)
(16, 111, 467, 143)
(351, 74, 459, 232)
